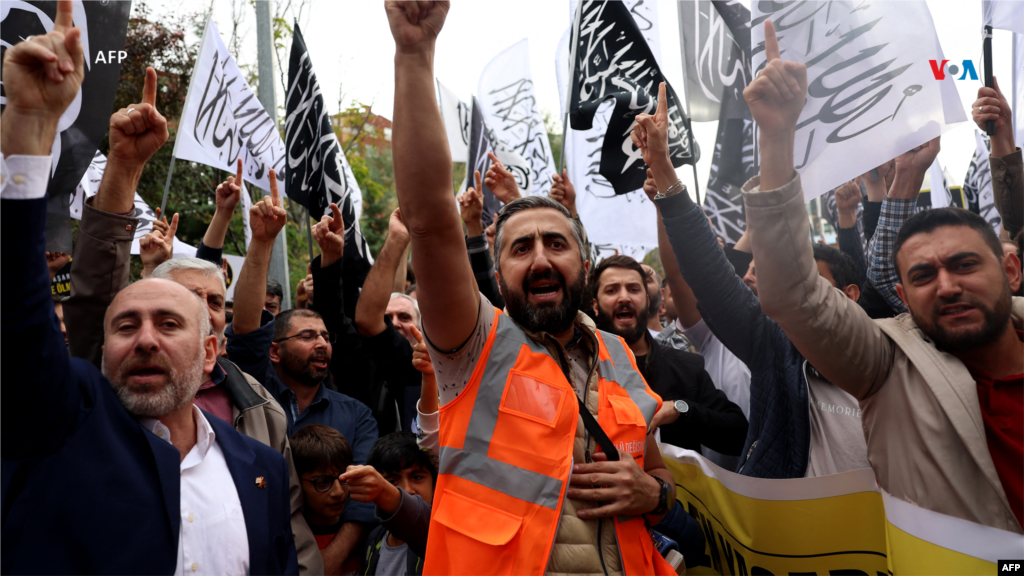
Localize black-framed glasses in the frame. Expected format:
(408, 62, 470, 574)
(303, 475, 348, 493)
(273, 330, 336, 344)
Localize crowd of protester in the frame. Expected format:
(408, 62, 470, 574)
(1, 1, 1021, 574)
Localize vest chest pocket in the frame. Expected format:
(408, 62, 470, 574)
(433, 489, 523, 575)
(499, 371, 568, 428)
(607, 394, 646, 428)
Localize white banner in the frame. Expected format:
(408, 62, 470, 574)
(175, 19, 286, 195)
(478, 39, 558, 197)
(222, 254, 246, 301)
(71, 152, 197, 258)
(927, 157, 952, 209)
(557, 0, 661, 260)
(751, 1, 967, 202)
(983, 0, 1024, 34)
(437, 79, 469, 163)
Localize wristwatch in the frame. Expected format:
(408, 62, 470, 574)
(648, 474, 671, 516)
(673, 399, 689, 417)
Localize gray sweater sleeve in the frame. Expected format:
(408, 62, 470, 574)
(375, 487, 431, 558)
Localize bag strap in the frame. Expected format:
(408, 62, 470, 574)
(577, 395, 620, 462)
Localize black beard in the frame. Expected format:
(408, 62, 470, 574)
(278, 344, 330, 387)
(500, 267, 586, 335)
(912, 281, 1013, 352)
(595, 301, 649, 345)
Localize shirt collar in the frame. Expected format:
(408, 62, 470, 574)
(140, 405, 217, 470)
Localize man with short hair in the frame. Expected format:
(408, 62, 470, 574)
(0, 12, 297, 571)
(229, 193, 379, 569)
(590, 255, 748, 456)
(385, 293, 420, 347)
(385, 3, 675, 573)
(725, 19, 1022, 531)
(640, 263, 665, 336)
(266, 277, 284, 316)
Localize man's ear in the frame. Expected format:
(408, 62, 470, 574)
(583, 259, 591, 284)
(203, 335, 217, 375)
(269, 342, 282, 363)
(895, 282, 909, 309)
(842, 284, 861, 303)
(494, 271, 502, 297)
(1004, 252, 1022, 292)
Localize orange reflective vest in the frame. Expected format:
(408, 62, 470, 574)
(424, 309, 674, 575)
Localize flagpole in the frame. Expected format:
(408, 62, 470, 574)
(559, 1, 584, 174)
(305, 207, 315, 264)
(159, 157, 176, 215)
(983, 25, 995, 136)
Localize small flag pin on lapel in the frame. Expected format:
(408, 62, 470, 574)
(255, 476, 266, 489)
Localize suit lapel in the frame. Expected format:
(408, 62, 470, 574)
(206, 411, 268, 574)
(141, 426, 182, 543)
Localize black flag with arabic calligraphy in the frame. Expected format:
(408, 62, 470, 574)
(0, 0, 132, 253)
(285, 23, 373, 281)
(567, 0, 698, 196)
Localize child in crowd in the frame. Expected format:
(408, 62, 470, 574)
(342, 432, 436, 576)
(289, 424, 354, 551)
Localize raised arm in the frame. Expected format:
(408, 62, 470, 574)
(1, 0, 86, 456)
(355, 209, 410, 337)
(232, 169, 286, 335)
(631, 86, 775, 372)
(740, 20, 893, 400)
(66, 67, 168, 364)
(974, 77, 1022, 239)
(386, 1, 478, 351)
(866, 141, 938, 315)
(196, 157, 244, 265)
(458, 177, 505, 308)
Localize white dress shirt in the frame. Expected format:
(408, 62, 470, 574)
(0, 154, 52, 200)
(141, 406, 250, 576)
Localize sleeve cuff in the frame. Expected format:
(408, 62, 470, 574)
(81, 199, 139, 241)
(1, 154, 52, 200)
(466, 234, 489, 254)
(415, 400, 439, 432)
(740, 173, 803, 208)
(655, 190, 697, 218)
(991, 147, 1023, 169)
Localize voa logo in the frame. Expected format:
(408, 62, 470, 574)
(928, 59, 979, 80)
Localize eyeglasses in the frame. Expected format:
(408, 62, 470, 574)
(303, 475, 348, 493)
(273, 330, 336, 344)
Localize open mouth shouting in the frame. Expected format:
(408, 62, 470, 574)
(526, 276, 564, 304)
(614, 305, 637, 326)
(938, 302, 977, 321)
(309, 355, 330, 371)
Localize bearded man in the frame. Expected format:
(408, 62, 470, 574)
(385, 2, 677, 574)
(590, 255, 747, 457)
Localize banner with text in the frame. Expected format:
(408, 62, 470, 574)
(751, 1, 967, 201)
(660, 445, 1022, 575)
(437, 79, 470, 164)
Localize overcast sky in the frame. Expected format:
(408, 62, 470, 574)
(150, 0, 1016, 191)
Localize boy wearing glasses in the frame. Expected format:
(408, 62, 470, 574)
(290, 424, 361, 572)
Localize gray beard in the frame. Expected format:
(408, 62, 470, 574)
(103, 347, 206, 418)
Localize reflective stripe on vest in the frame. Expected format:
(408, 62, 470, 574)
(437, 313, 565, 509)
(596, 331, 659, 428)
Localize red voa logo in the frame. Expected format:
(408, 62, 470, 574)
(928, 59, 979, 80)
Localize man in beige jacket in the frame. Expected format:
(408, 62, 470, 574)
(733, 20, 1022, 533)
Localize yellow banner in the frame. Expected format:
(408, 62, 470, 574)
(660, 445, 1022, 575)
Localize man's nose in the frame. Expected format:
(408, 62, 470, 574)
(935, 268, 963, 299)
(134, 321, 161, 352)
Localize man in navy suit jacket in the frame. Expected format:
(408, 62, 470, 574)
(0, 4, 298, 574)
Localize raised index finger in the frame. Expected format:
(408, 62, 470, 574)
(143, 67, 158, 108)
(655, 82, 667, 120)
(764, 19, 780, 62)
(235, 157, 243, 183)
(54, 0, 74, 32)
(410, 324, 423, 344)
(268, 169, 279, 205)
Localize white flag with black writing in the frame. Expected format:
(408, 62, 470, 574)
(464, 96, 532, 227)
(437, 79, 470, 163)
(72, 152, 197, 258)
(567, 0, 698, 196)
(557, 0, 661, 260)
(478, 39, 557, 197)
(751, 1, 967, 201)
(927, 157, 952, 209)
(962, 130, 1002, 234)
(175, 18, 286, 194)
(286, 23, 373, 275)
